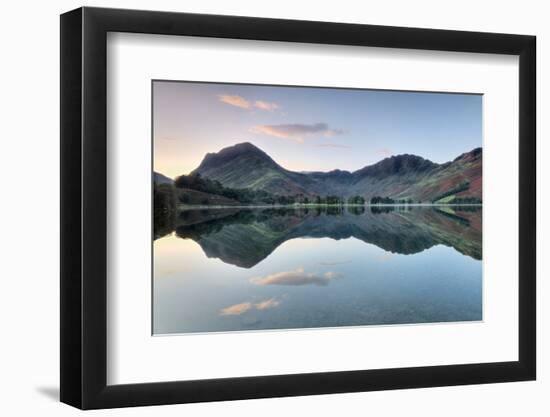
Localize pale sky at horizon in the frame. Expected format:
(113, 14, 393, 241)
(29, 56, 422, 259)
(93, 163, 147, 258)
(153, 81, 482, 179)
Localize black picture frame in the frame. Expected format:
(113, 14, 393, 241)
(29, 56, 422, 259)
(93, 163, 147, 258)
(60, 6, 536, 410)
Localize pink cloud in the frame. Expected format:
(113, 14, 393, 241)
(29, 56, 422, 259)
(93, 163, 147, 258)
(218, 94, 251, 109)
(254, 100, 279, 111)
(251, 123, 345, 143)
(218, 95, 280, 111)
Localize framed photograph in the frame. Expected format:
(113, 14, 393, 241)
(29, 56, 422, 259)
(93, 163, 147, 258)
(60, 7, 536, 409)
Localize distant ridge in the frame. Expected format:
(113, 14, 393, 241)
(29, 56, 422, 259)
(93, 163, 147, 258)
(186, 142, 481, 202)
(153, 171, 173, 185)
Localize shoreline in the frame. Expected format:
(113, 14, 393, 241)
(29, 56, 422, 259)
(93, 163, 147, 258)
(177, 203, 483, 210)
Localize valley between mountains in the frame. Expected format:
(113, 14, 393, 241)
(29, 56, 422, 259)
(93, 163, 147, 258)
(154, 142, 482, 208)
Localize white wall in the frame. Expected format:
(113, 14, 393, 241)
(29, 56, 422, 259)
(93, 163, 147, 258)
(0, 0, 545, 415)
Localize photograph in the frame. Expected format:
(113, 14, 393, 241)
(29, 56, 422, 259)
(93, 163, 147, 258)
(54, 4, 539, 411)
(152, 81, 483, 335)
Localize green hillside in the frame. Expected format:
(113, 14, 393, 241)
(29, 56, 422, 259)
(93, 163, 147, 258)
(187, 142, 482, 203)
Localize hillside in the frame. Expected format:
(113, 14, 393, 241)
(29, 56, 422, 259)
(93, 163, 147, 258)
(153, 171, 173, 185)
(187, 142, 482, 203)
(388, 148, 482, 202)
(192, 142, 320, 196)
(176, 188, 240, 206)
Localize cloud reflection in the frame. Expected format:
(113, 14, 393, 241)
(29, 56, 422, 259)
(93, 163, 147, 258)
(219, 302, 253, 316)
(255, 298, 280, 310)
(251, 267, 342, 287)
(219, 297, 280, 316)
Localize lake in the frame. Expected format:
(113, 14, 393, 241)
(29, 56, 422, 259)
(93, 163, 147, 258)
(153, 206, 482, 335)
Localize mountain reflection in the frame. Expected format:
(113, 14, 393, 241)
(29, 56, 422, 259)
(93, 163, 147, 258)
(155, 206, 481, 268)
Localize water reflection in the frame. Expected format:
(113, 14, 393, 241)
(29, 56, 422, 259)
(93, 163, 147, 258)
(220, 298, 280, 316)
(157, 206, 481, 268)
(251, 267, 343, 287)
(153, 206, 482, 334)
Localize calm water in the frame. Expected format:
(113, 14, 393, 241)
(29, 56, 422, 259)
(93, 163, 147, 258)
(153, 206, 482, 335)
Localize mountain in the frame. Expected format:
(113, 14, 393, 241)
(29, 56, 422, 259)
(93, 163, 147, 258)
(153, 171, 173, 185)
(190, 142, 482, 202)
(347, 148, 482, 202)
(191, 142, 320, 196)
(386, 147, 482, 202)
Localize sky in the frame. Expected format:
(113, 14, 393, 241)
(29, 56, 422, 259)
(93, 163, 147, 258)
(153, 81, 482, 179)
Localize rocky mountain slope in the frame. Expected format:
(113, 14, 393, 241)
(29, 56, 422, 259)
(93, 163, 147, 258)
(189, 142, 482, 202)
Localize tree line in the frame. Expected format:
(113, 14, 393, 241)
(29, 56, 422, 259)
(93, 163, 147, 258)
(169, 173, 480, 207)
(370, 196, 414, 205)
(174, 173, 275, 204)
(450, 196, 482, 204)
(153, 183, 177, 238)
(174, 173, 373, 206)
